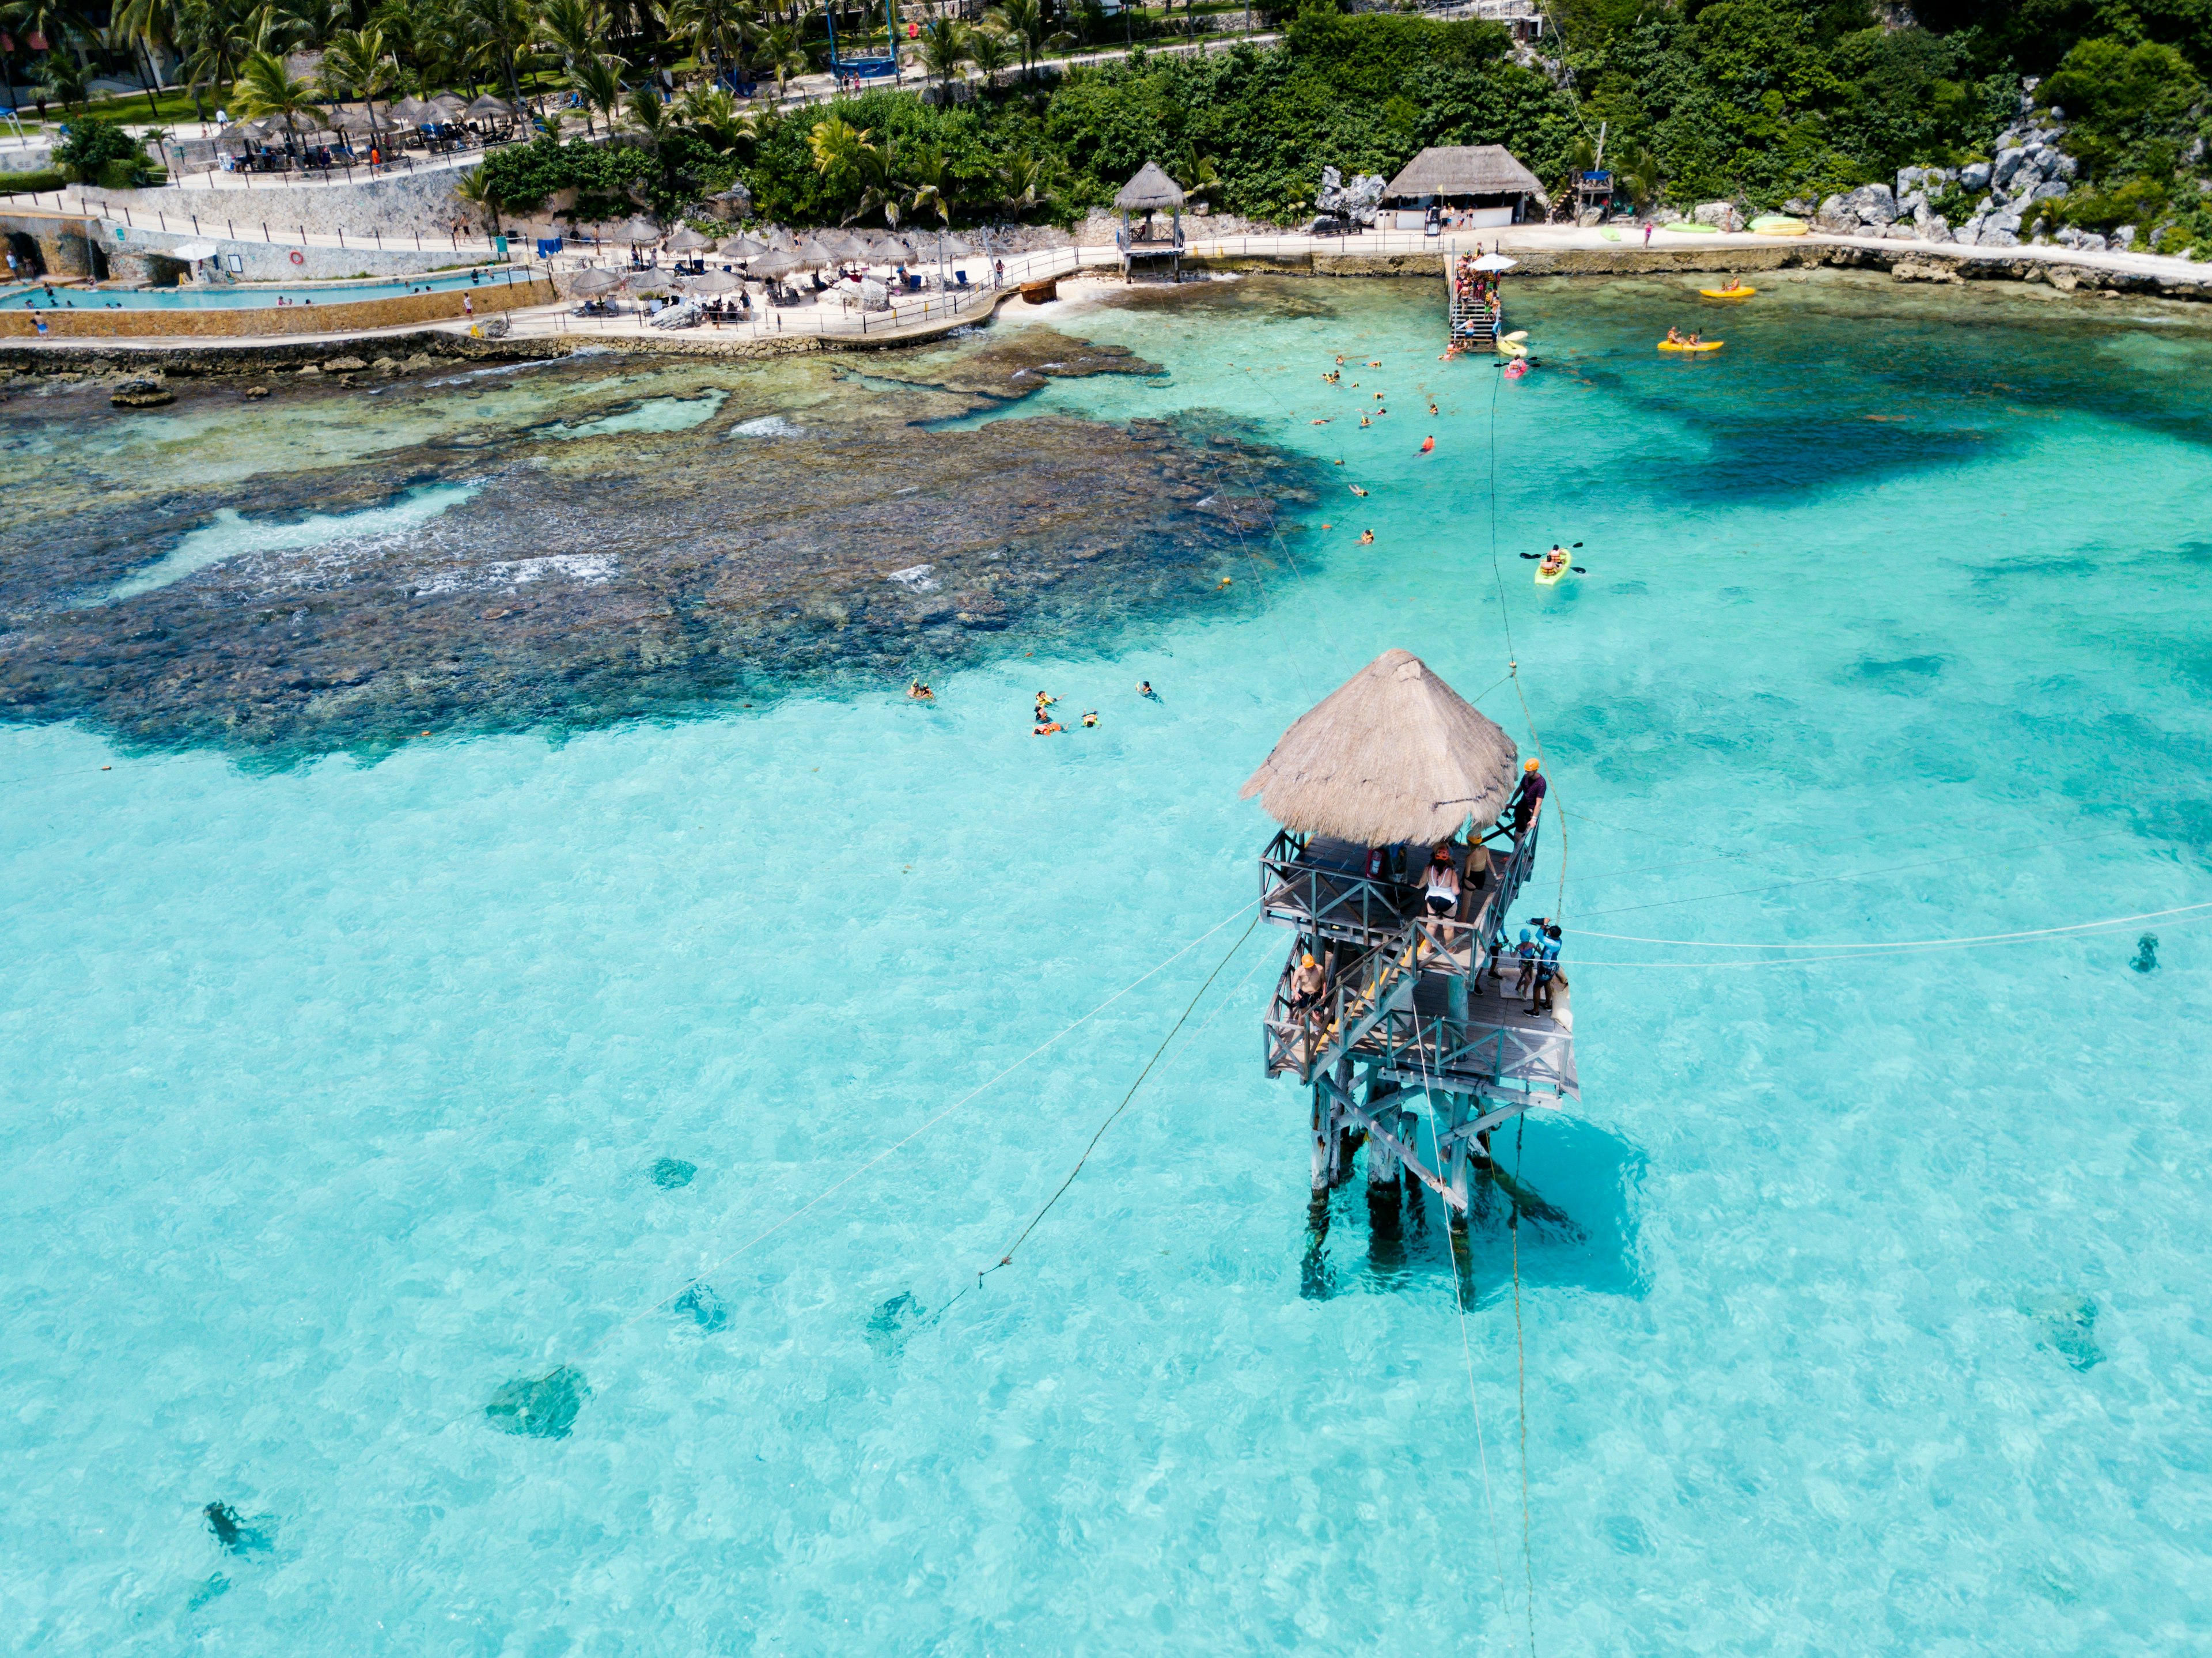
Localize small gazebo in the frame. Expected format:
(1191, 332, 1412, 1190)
(1115, 161, 1187, 281)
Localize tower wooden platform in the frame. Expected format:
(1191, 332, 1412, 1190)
(1241, 649, 1574, 1233)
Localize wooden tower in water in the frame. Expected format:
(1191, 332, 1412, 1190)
(1243, 649, 1577, 1233)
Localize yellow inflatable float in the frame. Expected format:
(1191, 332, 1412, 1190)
(1657, 339, 1726, 353)
(1698, 285, 1756, 300)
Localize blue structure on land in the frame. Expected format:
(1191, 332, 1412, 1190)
(825, 0, 903, 80)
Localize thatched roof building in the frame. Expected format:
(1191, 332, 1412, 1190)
(1114, 161, 1187, 211)
(1381, 145, 1544, 203)
(1240, 649, 1520, 846)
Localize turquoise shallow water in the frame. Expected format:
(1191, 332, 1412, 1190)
(8, 272, 2212, 1653)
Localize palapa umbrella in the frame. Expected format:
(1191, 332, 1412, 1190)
(719, 233, 773, 258)
(684, 268, 743, 294)
(464, 93, 516, 120)
(389, 95, 434, 125)
(933, 232, 975, 258)
(570, 267, 628, 295)
(751, 251, 804, 281)
(618, 215, 664, 245)
(666, 226, 711, 252)
(816, 230, 867, 262)
(792, 239, 834, 268)
(428, 92, 468, 118)
(1240, 648, 1520, 847)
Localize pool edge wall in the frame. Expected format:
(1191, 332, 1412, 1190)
(0, 276, 555, 339)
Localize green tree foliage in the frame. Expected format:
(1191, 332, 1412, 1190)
(54, 114, 161, 185)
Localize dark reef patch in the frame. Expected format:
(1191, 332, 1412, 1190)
(485, 1365, 590, 1437)
(0, 331, 1317, 756)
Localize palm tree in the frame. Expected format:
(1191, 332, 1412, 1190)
(463, 0, 536, 107)
(752, 20, 806, 97)
(998, 145, 1059, 214)
(986, 0, 1042, 78)
(317, 26, 392, 139)
(454, 161, 505, 232)
(1173, 152, 1221, 205)
(535, 0, 607, 73)
(902, 140, 950, 225)
(1, 0, 92, 115)
(1622, 144, 1662, 214)
(229, 46, 325, 153)
(915, 14, 964, 99)
(808, 113, 873, 194)
(965, 22, 1010, 90)
(676, 81, 755, 149)
(108, 0, 182, 118)
(660, 0, 758, 88)
(37, 50, 89, 113)
(176, 0, 255, 118)
(569, 50, 622, 135)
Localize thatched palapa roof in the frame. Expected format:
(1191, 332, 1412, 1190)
(1381, 145, 1543, 202)
(1240, 649, 1519, 845)
(1115, 161, 1185, 211)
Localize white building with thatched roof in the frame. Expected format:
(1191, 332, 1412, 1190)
(1380, 145, 1546, 229)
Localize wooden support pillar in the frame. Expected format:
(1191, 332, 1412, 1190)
(1445, 1092, 1472, 1233)
(1366, 1088, 1402, 1241)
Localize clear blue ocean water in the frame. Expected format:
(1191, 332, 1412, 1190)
(7, 272, 2212, 1653)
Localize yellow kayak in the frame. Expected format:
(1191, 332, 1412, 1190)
(1658, 339, 1725, 353)
(1699, 286, 1756, 299)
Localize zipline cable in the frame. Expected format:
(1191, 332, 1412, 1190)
(1512, 1113, 1537, 1658)
(1408, 1007, 1515, 1626)
(591, 900, 1264, 1352)
(969, 910, 1264, 1289)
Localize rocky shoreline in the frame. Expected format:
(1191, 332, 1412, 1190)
(0, 326, 1318, 756)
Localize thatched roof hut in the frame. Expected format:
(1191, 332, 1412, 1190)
(1381, 145, 1544, 203)
(1114, 161, 1186, 211)
(1240, 649, 1519, 845)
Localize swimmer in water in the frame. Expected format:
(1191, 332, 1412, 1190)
(1335, 354, 1345, 365)
(1349, 484, 1368, 497)
(1428, 402, 1439, 415)
(1359, 415, 1371, 427)
(1374, 391, 1385, 400)
(1081, 710, 1098, 727)
(1358, 529, 1375, 544)
(1366, 360, 1382, 367)
(1419, 436, 1435, 453)
(1137, 680, 1158, 699)
(907, 679, 934, 701)
(1034, 691, 1057, 714)
(1033, 720, 1063, 735)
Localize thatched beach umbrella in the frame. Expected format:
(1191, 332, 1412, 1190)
(619, 215, 664, 245)
(464, 93, 516, 120)
(1240, 649, 1520, 846)
(792, 239, 835, 268)
(1114, 161, 1187, 213)
(751, 251, 804, 281)
(684, 268, 743, 294)
(719, 233, 772, 258)
(571, 267, 628, 295)
(389, 95, 435, 125)
(667, 226, 711, 252)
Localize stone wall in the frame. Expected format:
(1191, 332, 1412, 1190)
(98, 215, 496, 281)
(0, 275, 553, 339)
(75, 159, 484, 244)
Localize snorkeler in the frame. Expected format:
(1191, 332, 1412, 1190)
(907, 679, 934, 701)
(1349, 484, 1368, 497)
(1358, 529, 1375, 544)
(1137, 680, 1158, 700)
(1419, 436, 1435, 454)
(1081, 710, 1098, 728)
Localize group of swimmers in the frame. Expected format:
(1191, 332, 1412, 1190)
(1028, 685, 1152, 735)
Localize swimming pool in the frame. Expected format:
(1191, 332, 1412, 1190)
(2, 264, 524, 310)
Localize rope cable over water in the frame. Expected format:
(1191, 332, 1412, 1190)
(1408, 1006, 1514, 1624)
(1512, 1114, 1537, 1657)
(971, 910, 1264, 1289)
